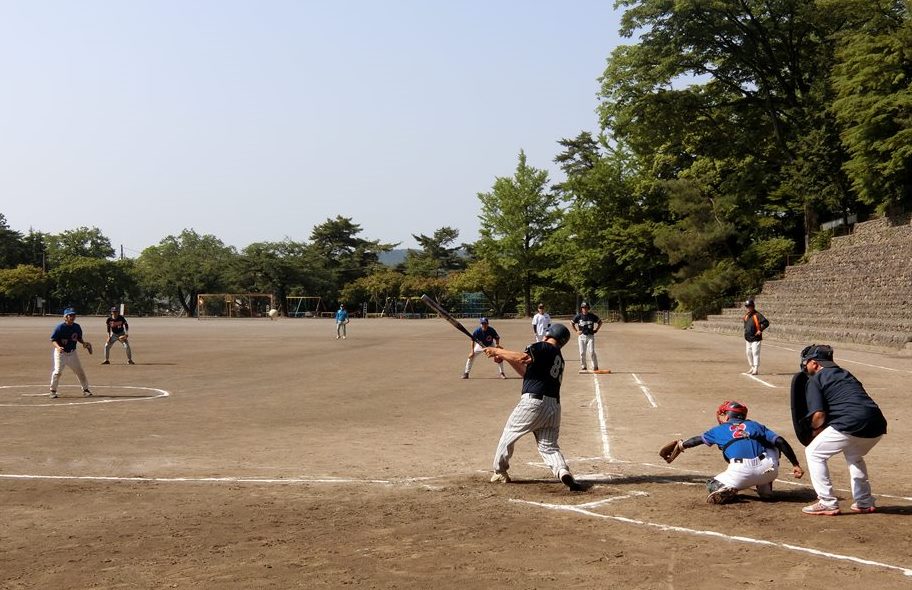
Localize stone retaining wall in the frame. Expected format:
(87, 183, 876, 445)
(692, 216, 912, 353)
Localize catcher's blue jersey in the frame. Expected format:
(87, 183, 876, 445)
(702, 419, 779, 460)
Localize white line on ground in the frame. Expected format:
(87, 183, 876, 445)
(0, 384, 170, 407)
(742, 373, 777, 388)
(592, 375, 613, 459)
(0, 474, 392, 485)
(631, 373, 658, 407)
(514, 499, 912, 577)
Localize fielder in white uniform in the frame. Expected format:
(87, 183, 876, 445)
(531, 303, 551, 342)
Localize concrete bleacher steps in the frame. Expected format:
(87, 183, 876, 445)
(692, 216, 912, 353)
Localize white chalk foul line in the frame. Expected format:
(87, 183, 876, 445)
(514, 499, 912, 578)
(631, 373, 658, 407)
(592, 375, 613, 460)
(740, 373, 777, 388)
(767, 344, 912, 375)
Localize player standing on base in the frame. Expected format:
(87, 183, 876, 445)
(102, 306, 134, 365)
(49, 308, 93, 398)
(484, 323, 585, 491)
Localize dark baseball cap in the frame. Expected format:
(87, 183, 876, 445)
(800, 344, 837, 369)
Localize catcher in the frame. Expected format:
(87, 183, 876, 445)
(658, 401, 804, 504)
(102, 306, 135, 365)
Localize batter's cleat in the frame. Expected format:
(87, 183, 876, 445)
(128, 360, 135, 365)
(706, 486, 738, 504)
(802, 501, 840, 516)
(490, 472, 511, 484)
(560, 472, 585, 492)
(83, 389, 93, 397)
(49, 391, 58, 399)
(461, 373, 469, 379)
(749, 368, 759, 375)
(850, 503, 876, 513)
(101, 360, 110, 365)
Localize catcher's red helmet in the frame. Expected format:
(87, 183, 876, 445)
(716, 400, 748, 421)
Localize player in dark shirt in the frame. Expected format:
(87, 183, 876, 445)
(102, 306, 134, 365)
(462, 317, 505, 379)
(799, 344, 887, 515)
(483, 323, 585, 491)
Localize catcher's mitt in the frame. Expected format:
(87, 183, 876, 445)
(84, 342, 93, 355)
(118, 334, 129, 342)
(659, 439, 684, 463)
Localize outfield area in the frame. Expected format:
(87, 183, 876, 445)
(1, 316, 911, 588)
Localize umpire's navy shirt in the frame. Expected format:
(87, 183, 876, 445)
(806, 366, 887, 438)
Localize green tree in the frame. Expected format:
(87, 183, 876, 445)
(476, 151, 561, 315)
(448, 259, 521, 317)
(0, 264, 50, 314)
(0, 213, 26, 268)
(310, 216, 397, 300)
(136, 229, 238, 316)
(234, 240, 332, 315)
(831, 14, 912, 213)
(45, 227, 115, 267)
(404, 227, 465, 277)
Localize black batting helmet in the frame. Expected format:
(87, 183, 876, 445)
(544, 323, 571, 348)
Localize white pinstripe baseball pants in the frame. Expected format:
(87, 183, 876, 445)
(50, 349, 89, 392)
(492, 394, 569, 478)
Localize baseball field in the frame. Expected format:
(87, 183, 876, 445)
(1, 316, 910, 589)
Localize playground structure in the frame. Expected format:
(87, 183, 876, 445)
(196, 293, 274, 319)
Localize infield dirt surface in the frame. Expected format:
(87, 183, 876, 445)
(1, 316, 911, 589)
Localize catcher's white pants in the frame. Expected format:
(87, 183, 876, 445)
(745, 340, 761, 372)
(336, 321, 347, 338)
(492, 394, 569, 479)
(714, 449, 779, 493)
(805, 426, 881, 508)
(103, 334, 132, 362)
(577, 334, 598, 369)
(50, 349, 89, 392)
(464, 344, 505, 377)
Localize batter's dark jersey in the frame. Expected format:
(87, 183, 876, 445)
(106, 315, 129, 335)
(521, 341, 564, 400)
(806, 367, 887, 438)
(51, 322, 84, 353)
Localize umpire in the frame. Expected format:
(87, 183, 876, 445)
(798, 344, 887, 516)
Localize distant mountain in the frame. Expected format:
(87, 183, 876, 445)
(378, 249, 409, 267)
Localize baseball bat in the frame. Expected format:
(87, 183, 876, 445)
(420, 294, 482, 346)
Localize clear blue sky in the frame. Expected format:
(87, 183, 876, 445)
(0, 1, 624, 255)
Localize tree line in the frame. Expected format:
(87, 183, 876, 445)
(2, 1, 909, 318)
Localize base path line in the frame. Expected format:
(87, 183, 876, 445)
(514, 499, 912, 578)
(742, 373, 777, 388)
(766, 344, 912, 375)
(592, 376, 612, 460)
(631, 374, 658, 407)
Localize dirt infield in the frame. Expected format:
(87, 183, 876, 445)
(1, 316, 911, 588)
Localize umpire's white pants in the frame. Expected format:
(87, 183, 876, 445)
(805, 426, 882, 508)
(745, 340, 761, 372)
(492, 394, 569, 479)
(103, 333, 132, 362)
(50, 349, 89, 392)
(578, 334, 598, 369)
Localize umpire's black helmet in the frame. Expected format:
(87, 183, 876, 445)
(544, 323, 571, 348)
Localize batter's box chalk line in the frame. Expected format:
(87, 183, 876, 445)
(512, 498, 912, 577)
(0, 384, 170, 407)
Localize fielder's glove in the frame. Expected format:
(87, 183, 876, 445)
(84, 342, 93, 355)
(659, 440, 684, 463)
(118, 334, 129, 342)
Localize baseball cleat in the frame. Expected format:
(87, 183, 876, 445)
(560, 472, 585, 492)
(128, 360, 135, 365)
(83, 389, 93, 397)
(850, 503, 876, 513)
(802, 501, 840, 515)
(499, 373, 507, 379)
(706, 487, 738, 504)
(101, 360, 110, 365)
(490, 472, 511, 484)
(49, 391, 58, 399)
(461, 373, 469, 379)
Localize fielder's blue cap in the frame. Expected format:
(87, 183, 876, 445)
(479, 317, 489, 324)
(63, 308, 76, 316)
